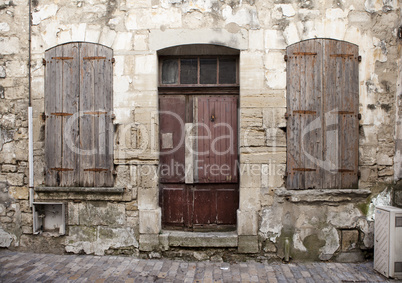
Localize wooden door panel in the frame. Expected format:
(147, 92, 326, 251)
(159, 94, 239, 230)
(160, 184, 187, 227)
(196, 96, 238, 183)
(159, 95, 186, 183)
(216, 185, 238, 224)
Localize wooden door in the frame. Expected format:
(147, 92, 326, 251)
(159, 95, 239, 230)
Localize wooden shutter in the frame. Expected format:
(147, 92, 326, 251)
(79, 43, 113, 187)
(286, 39, 359, 190)
(45, 42, 113, 187)
(45, 43, 80, 186)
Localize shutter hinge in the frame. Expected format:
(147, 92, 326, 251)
(41, 112, 46, 122)
(284, 112, 291, 119)
(42, 58, 46, 66)
(284, 55, 288, 62)
(83, 168, 109, 172)
(358, 113, 362, 120)
(51, 168, 74, 172)
(293, 168, 316, 172)
(358, 56, 362, 62)
(112, 58, 115, 64)
(357, 171, 361, 178)
(111, 113, 116, 120)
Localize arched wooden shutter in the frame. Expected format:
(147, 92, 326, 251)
(45, 42, 113, 187)
(286, 39, 359, 190)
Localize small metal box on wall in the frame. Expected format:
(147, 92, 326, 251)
(33, 202, 65, 235)
(374, 206, 402, 278)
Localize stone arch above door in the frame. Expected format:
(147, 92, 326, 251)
(149, 29, 248, 52)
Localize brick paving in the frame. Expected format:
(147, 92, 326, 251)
(0, 250, 399, 282)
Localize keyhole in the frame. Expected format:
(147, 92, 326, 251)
(210, 114, 215, 122)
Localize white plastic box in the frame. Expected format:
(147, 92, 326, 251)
(374, 205, 402, 278)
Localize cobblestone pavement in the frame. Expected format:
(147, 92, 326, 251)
(0, 250, 399, 283)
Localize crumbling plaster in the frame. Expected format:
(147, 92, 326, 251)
(0, 0, 400, 260)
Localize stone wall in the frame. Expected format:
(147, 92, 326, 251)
(0, 0, 400, 261)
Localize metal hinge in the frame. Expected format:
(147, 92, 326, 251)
(284, 55, 288, 62)
(284, 112, 291, 119)
(358, 56, 362, 62)
(51, 168, 74, 172)
(83, 168, 109, 172)
(42, 58, 46, 66)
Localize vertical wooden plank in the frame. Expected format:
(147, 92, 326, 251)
(286, 43, 299, 189)
(79, 42, 96, 186)
(92, 45, 114, 187)
(303, 40, 323, 190)
(45, 47, 61, 186)
(323, 39, 339, 189)
(340, 43, 359, 188)
(159, 95, 186, 183)
(60, 43, 80, 187)
(231, 96, 238, 182)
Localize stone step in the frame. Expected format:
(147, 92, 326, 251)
(161, 231, 238, 248)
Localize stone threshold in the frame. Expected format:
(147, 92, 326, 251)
(160, 230, 238, 248)
(35, 187, 124, 193)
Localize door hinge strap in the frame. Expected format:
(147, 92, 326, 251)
(293, 110, 316, 115)
(330, 54, 354, 58)
(293, 52, 317, 56)
(331, 111, 354, 115)
(51, 112, 73, 116)
(293, 168, 316, 172)
(84, 168, 109, 172)
(84, 111, 108, 115)
(331, 169, 355, 173)
(83, 56, 106, 60)
(51, 168, 74, 172)
(52, 57, 73, 60)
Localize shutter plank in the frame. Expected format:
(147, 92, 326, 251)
(93, 45, 114, 186)
(79, 43, 96, 186)
(286, 43, 300, 189)
(323, 40, 340, 189)
(303, 39, 322, 189)
(340, 43, 359, 188)
(61, 43, 80, 186)
(45, 47, 61, 186)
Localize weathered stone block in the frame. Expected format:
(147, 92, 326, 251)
(240, 128, 266, 147)
(139, 233, 159, 251)
(264, 30, 286, 50)
(139, 165, 158, 188)
(21, 213, 33, 225)
(9, 186, 28, 199)
(139, 208, 161, 234)
(237, 210, 258, 235)
(0, 228, 13, 247)
(138, 187, 158, 210)
(240, 108, 263, 127)
(79, 202, 126, 226)
(238, 235, 259, 253)
(239, 187, 261, 211)
(0, 37, 20, 54)
(341, 230, 359, 251)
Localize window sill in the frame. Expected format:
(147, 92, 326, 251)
(35, 187, 124, 194)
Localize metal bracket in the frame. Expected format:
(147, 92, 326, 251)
(284, 55, 288, 62)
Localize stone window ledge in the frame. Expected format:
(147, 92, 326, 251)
(35, 187, 124, 194)
(275, 188, 371, 203)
